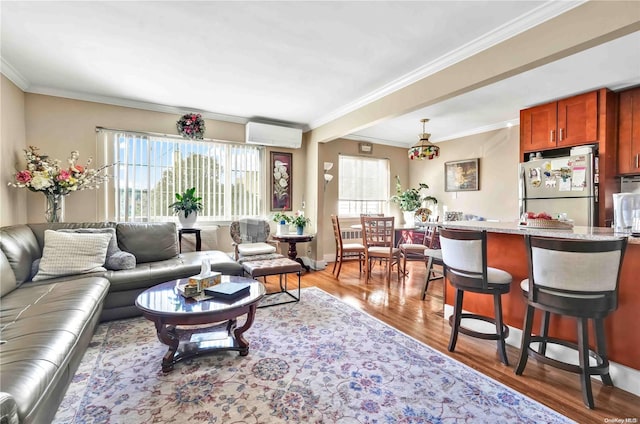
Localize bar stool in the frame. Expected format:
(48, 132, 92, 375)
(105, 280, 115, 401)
(515, 235, 627, 409)
(440, 228, 512, 365)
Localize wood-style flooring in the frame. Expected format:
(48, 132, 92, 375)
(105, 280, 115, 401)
(264, 260, 640, 424)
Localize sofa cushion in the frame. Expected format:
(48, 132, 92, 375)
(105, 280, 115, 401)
(116, 222, 178, 263)
(0, 225, 41, 285)
(0, 250, 17, 297)
(33, 230, 111, 281)
(58, 227, 136, 270)
(237, 242, 277, 256)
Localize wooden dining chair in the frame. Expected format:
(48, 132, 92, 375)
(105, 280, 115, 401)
(422, 224, 444, 300)
(361, 216, 401, 284)
(330, 215, 365, 278)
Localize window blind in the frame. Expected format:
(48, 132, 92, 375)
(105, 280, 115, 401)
(98, 129, 263, 222)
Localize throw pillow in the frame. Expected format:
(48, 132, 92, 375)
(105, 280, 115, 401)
(58, 228, 136, 270)
(33, 230, 112, 281)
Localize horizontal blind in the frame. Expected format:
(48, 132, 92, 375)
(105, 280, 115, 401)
(338, 155, 389, 216)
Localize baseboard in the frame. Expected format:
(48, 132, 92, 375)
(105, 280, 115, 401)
(443, 305, 640, 397)
(299, 256, 327, 271)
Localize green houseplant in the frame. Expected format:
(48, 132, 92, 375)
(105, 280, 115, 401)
(169, 187, 203, 228)
(390, 176, 437, 226)
(291, 213, 311, 235)
(390, 176, 437, 212)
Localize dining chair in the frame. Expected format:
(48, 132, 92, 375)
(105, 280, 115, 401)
(440, 228, 513, 365)
(399, 221, 441, 277)
(515, 235, 627, 409)
(330, 215, 365, 278)
(361, 216, 401, 284)
(421, 224, 444, 300)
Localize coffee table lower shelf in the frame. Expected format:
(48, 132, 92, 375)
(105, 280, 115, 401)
(155, 317, 253, 372)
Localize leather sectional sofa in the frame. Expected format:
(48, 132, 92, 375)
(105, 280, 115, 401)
(0, 221, 242, 424)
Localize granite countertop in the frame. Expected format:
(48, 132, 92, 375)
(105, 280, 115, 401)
(438, 220, 640, 244)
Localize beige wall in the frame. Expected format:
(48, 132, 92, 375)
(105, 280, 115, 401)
(411, 127, 520, 223)
(1, 75, 27, 226)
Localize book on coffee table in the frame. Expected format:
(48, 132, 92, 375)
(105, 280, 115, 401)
(204, 282, 251, 301)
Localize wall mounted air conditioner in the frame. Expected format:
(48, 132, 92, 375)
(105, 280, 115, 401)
(245, 122, 303, 149)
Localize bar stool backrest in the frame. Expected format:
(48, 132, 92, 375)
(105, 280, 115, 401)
(525, 236, 627, 315)
(439, 228, 489, 290)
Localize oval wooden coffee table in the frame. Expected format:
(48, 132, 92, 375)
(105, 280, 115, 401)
(135, 276, 265, 372)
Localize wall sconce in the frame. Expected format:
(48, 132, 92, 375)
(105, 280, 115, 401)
(323, 162, 334, 191)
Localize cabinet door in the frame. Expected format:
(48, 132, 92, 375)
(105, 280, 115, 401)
(520, 102, 557, 152)
(557, 91, 598, 147)
(618, 87, 640, 174)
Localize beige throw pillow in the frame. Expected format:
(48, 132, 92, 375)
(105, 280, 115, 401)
(33, 230, 112, 281)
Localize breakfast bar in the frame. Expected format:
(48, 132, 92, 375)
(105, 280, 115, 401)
(439, 221, 640, 373)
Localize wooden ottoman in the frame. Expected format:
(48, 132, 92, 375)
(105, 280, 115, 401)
(242, 257, 302, 307)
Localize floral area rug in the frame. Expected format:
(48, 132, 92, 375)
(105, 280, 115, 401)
(54, 287, 574, 423)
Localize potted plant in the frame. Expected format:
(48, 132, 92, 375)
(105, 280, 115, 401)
(291, 213, 311, 235)
(272, 212, 292, 235)
(390, 176, 437, 225)
(169, 187, 203, 228)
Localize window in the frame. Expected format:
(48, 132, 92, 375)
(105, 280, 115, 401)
(338, 155, 390, 216)
(99, 130, 264, 222)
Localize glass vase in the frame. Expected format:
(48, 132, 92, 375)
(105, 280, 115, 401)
(44, 193, 64, 223)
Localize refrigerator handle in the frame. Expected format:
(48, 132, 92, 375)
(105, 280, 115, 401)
(519, 165, 527, 218)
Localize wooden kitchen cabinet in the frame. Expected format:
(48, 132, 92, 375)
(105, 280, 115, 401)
(520, 90, 598, 153)
(617, 86, 640, 175)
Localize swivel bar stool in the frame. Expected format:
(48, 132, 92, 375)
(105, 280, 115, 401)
(515, 235, 627, 409)
(440, 228, 513, 365)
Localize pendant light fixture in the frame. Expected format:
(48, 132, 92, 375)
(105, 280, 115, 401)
(408, 118, 440, 160)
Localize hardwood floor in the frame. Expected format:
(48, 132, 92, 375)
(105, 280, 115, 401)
(268, 261, 640, 424)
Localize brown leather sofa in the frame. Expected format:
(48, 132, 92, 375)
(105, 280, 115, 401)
(0, 221, 242, 424)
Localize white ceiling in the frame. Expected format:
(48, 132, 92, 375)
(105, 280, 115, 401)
(2, 1, 639, 147)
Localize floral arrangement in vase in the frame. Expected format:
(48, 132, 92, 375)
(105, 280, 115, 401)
(8, 146, 112, 222)
(176, 113, 205, 139)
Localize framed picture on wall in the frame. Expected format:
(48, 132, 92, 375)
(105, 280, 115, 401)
(270, 151, 292, 211)
(444, 158, 480, 192)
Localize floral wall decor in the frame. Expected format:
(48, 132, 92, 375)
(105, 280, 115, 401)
(270, 151, 292, 211)
(176, 113, 205, 139)
(8, 146, 112, 222)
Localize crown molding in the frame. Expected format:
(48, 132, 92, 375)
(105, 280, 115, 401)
(1, 58, 30, 91)
(309, 1, 586, 130)
(345, 118, 520, 147)
(25, 85, 250, 124)
(430, 118, 520, 143)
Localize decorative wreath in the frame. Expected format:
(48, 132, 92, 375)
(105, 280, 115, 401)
(176, 113, 205, 139)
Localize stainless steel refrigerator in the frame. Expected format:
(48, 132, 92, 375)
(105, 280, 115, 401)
(518, 153, 597, 226)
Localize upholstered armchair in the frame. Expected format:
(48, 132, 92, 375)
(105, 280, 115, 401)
(229, 218, 278, 262)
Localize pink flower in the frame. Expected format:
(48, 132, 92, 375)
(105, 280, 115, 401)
(16, 170, 32, 183)
(57, 170, 71, 181)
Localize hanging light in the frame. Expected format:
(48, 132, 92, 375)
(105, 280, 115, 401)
(408, 118, 440, 160)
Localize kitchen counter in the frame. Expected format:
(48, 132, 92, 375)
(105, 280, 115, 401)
(439, 220, 640, 244)
(435, 220, 640, 378)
